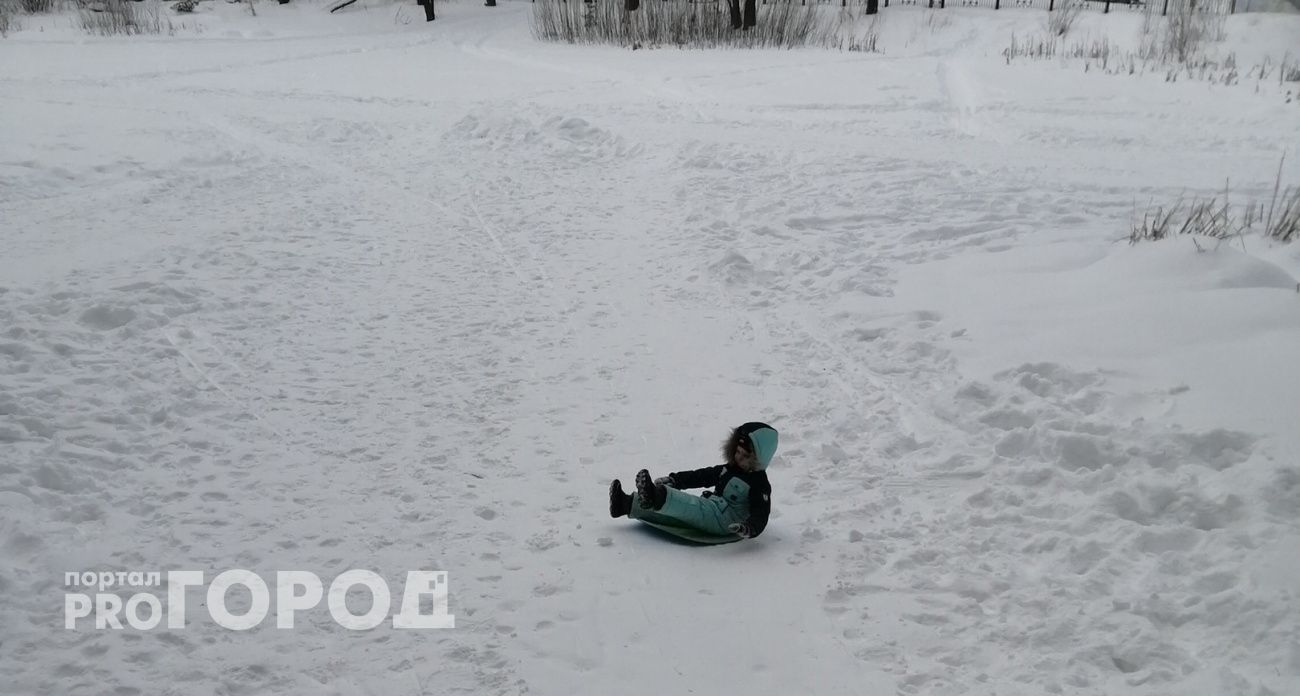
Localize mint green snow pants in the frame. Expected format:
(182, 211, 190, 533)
(629, 485, 748, 536)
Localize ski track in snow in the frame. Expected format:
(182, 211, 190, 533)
(2, 4, 1299, 696)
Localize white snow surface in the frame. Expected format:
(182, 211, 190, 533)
(2, 3, 1300, 695)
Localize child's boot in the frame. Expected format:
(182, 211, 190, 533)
(609, 480, 632, 518)
(635, 469, 667, 510)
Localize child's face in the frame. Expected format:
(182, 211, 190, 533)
(733, 443, 758, 472)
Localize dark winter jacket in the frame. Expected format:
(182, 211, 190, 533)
(667, 464, 772, 537)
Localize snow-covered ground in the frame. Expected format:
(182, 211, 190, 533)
(2, 2, 1299, 695)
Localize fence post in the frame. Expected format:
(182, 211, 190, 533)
(1162, 0, 1168, 15)
(1049, 0, 1054, 10)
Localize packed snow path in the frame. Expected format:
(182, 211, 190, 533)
(2, 4, 1299, 696)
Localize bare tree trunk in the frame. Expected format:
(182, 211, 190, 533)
(727, 0, 741, 28)
(742, 0, 755, 28)
(866, 0, 877, 12)
(417, 0, 434, 21)
(626, 0, 639, 10)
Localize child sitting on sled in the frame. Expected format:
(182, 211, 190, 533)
(609, 422, 777, 539)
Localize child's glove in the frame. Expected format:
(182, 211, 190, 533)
(654, 475, 676, 489)
(728, 521, 753, 538)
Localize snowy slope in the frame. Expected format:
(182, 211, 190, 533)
(2, 3, 1299, 695)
